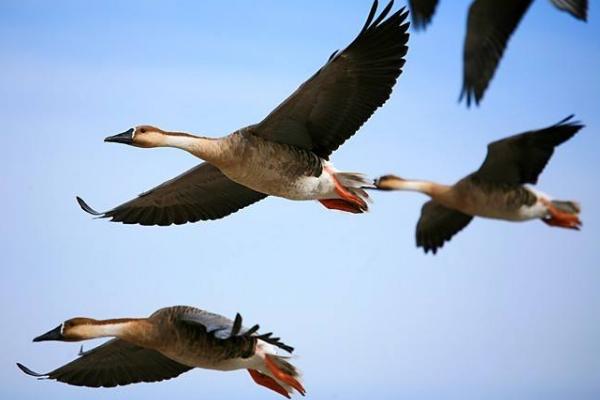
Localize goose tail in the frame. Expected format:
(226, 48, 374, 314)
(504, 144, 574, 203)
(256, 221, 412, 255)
(551, 200, 581, 215)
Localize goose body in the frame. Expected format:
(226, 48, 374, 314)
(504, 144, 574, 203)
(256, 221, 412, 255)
(18, 306, 304, 398)
(374, 116, 583, 254)
(208, 129, 337, 201)
(77, 0, 410, 225)
(439, 178, 547, 221)
(408, 0, 588, 106)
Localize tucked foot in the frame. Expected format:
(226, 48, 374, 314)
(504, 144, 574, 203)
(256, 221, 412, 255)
(248, 369, 291, 398)
(319, 199, 364, 214)
(321, 166, 369, 213)
(542, 202, 582, 230)
(264, 355, 306, 396)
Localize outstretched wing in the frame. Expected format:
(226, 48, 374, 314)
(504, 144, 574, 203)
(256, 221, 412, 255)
(254, 0, 410, 158)
(77, 162, 267, 226)
(473, 115, 583, 184)
(408, 0, 440, 30)
(416, 200, 473, 254)
(550, 0, 587, 21)
(460, 0, 533, 106)
(17, 339, 192, 387)
(176, 307, 294, 354)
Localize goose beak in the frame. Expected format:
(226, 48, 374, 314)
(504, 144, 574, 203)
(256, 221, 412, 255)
(105, 128, 134, 145)
(33, 325, 63, 342)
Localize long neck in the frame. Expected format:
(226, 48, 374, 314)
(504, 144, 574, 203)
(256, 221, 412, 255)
(383, 179, 452, 198)
(161, 132, 222, 163)
(79, 318, 152, 342)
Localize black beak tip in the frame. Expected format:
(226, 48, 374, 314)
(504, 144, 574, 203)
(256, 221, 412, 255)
(104, 128, 134, 144)
(33, 325, 63, 342)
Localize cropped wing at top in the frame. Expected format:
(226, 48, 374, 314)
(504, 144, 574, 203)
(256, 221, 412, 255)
(408, 0, 440, 29)
(460, 0, 533, 106)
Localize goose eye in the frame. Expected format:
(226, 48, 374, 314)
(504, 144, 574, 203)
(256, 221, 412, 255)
(140, 128, 146, 133)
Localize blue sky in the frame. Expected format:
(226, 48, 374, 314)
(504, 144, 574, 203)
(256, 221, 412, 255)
(1, 1, 599, 399)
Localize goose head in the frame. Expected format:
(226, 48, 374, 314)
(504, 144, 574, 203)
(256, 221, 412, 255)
(374, 175, 406, 190)
(33, 318, 98, 342)
(104, 125, 169, 148)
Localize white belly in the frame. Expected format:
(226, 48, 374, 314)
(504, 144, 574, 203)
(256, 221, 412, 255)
(471, 187, 550, 221)
(220, 164, 338, 201)
(160, 349, 261, 372)
(513, 200, 548, 221)
(161, 340, 275, 372)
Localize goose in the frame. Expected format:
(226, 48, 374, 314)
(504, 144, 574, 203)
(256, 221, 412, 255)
(408, 0, 588, 106)
(17, 306, 304, 398)
(76, 1, 409, 226)
(373, 115, 583, 254)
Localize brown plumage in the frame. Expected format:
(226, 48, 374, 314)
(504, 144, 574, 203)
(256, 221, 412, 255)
(17, 306, 303, 397)
(78, 160, 267, 225)
(374, 116, 583, 254)
(77, 0, 409, 226)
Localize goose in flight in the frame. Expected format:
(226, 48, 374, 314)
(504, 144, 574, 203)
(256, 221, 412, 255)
(77, 1, 409, 226)
(17, 306, 304, 398)
(408, 0, 587, 106)
(374, 116, 583, 254)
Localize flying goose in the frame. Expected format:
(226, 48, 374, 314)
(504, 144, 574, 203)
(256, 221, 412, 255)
(408, 0, 588, 106)
(76, 1, 409, 226)
(17, 306, 304, 398)
(374, 116, 583, 254)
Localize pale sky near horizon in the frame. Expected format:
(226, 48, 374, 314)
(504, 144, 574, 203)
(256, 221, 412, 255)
(1, 1, 599, 399)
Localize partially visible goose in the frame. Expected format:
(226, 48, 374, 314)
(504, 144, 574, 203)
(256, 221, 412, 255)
(76, 1, 409, 226)
(408, 0, 588, 106)
(17, 306, 304, 398)
(374, 116, 583, 254)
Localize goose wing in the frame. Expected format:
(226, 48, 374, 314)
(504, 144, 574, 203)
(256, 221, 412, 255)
(460, 0, 533, 106)
(416, 200, 473, 254)
(17, 339, 192, 387)
(473, 115, 583, 184)
(408, 0, 440, 29)
(550, 0, 587, 20)
(253, 0, 409, 159)
(77, 162, 267, 226)
(176, 307, 294, 353)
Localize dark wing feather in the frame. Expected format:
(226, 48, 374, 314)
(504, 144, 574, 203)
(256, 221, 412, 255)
(177, 307, 294, 353)
(473, 115, 583, 184)
(77, 162, 267, 226)
(550, 0, 588, 20)
(254, 1, 410, 158)
(17, 339, 192, 387)
(460, 0, 533, 106)
(176, 307, 239, 339)
(416, 201, 473, 254)
(408, 0, 440, 30)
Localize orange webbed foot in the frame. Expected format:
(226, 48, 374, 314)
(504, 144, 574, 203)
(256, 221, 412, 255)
(264, 355, 306, 396)
(319, 199, 363, 213)
(542, 203, 582, 230)
(248, 369, 291, 398)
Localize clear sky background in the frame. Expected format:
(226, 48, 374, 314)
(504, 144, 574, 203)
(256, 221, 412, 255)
(1, 1, 599, 399)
